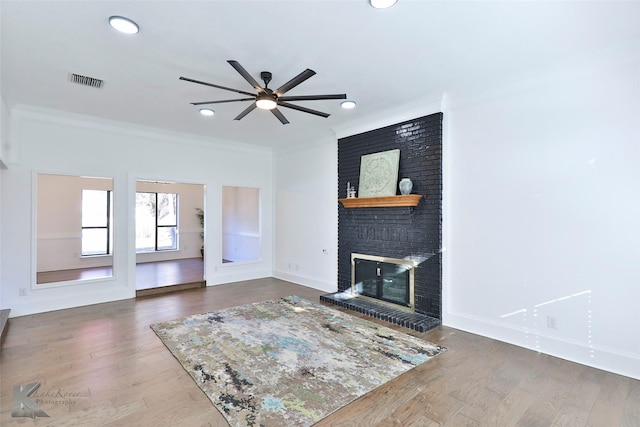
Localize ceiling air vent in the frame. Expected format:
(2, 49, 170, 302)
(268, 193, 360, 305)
(69, 73, 104, 89)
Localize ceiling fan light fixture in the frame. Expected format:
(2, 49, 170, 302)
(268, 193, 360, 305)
(109, 16, 139, 34)
(370, 0, 398, 9)
(256, 95, 277, 110)
(182, 60, 347, 124)
(199, 108, 214, 117)
(341, 100, 356, 109)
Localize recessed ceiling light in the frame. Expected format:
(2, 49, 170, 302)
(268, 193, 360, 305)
(370, 0, 398, 9)
(341, 100, 356, 109)
(199, 109, 214, 117)
(109, 16, 139, 34)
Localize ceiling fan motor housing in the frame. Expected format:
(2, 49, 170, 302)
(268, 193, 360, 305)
(260, 71, 272, 87)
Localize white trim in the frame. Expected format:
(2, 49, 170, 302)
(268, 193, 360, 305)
(332, 96, 443, 140)
(11, 104, 272, 155)
(273, 269, 337, 294)
(444, 310, 640, 380)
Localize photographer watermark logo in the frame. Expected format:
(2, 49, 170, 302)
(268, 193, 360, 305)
(12, 382, 50, 419)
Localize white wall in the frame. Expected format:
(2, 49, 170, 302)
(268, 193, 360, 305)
(442, 45, 640, 379)
(0, 93, 7, 311)
(0, 93, 9, 165)
(273, 138, 338, 293)
(1, 106, 273, 316)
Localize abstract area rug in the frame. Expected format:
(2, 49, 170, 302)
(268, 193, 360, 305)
(150, 296, 446, 426)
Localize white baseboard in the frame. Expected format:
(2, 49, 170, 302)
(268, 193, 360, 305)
(205, 268, 272, 286)
(444, 310, 640, 380)
(272, 269, 337, 294)
(8, 288, 133, 317)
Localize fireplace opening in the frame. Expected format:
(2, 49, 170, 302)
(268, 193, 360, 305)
(351, 253, 415, 310)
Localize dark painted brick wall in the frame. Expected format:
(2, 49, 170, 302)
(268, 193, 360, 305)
(338, 113, 442, 319)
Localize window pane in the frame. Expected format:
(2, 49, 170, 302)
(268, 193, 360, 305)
(135, 192, 178, 252)
(157, 193, 177, 226)
(82, 190, 107, 227)
(157, 226, 177, 250)
(135, 193, 156, 252)
(136, 193, 156, 217)
(82, 229, 108, 255)
(109, 193, 114, 254)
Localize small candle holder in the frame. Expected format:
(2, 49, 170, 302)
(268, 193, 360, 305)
(346, 182, 357, 198)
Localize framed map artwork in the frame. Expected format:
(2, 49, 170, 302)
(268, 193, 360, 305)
(358, 149, 400, 197)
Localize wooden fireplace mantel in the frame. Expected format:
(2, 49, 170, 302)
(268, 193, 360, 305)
(339, 194, 423, 208)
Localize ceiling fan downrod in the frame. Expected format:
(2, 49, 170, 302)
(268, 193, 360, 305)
(260, 71, 272, 89)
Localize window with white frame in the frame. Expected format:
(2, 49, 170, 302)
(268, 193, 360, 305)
(135, 192, 178, 252)
(81, 189, 113, 256)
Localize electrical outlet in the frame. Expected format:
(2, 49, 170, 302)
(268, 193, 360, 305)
(547, 316, 557, 329)
(19, 288, 27, 297)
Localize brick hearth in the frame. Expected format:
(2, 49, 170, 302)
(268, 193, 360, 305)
(320, 293, 440, 332)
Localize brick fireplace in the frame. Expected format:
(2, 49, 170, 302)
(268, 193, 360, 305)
(321, 113, 442, 332)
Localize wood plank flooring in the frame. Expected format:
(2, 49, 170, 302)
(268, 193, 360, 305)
(36, 258, 204, 291)
(0, 309, 9, 344)
(1, 278, 638, 426)
(37, 266, 114, 284)
(135, 258, 204, 291)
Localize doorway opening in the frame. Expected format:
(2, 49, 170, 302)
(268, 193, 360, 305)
(135, 180, 205, 296)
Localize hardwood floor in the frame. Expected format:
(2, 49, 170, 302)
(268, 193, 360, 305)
(37, 266, 114, 284)
(135, 258, 204, 291)
(36, 258, 205, 291)
(1, 279, 638, 426)
(0, 309, 9, 344)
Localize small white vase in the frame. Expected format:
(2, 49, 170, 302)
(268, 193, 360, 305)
(399, 178, 413, 195)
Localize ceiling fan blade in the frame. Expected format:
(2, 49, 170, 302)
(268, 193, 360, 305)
(227, 60, 265, 94)
(278, 101, 330, 118)
(179, 76, 256, 97)
(271, 108, 290, 125)
(274, 69, 316, 96)
(191, 98, 255, 106)
(278, 94, 347, 102)
(234, 103, 257, 121)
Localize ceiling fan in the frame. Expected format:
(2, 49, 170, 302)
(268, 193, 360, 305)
(180, 60, 347, 125)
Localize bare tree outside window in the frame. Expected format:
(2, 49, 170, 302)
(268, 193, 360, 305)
(135, 192, 178, 252)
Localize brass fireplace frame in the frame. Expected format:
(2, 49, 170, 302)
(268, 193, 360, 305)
(351, 253, 416, 311)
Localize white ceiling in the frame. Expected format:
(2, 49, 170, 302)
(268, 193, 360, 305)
(1, 1, 638, 150)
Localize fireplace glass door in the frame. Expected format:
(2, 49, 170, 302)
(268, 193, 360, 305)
(354, 258, 411, 307)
